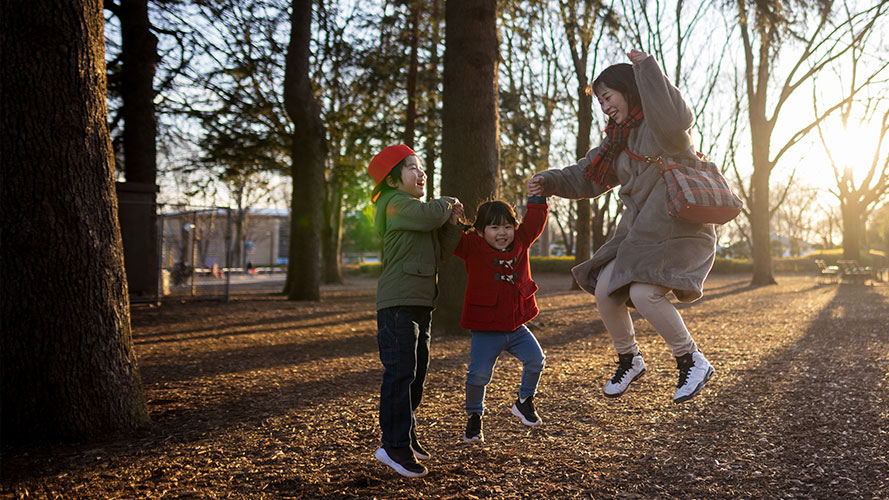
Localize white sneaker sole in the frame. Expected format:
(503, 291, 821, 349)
(511, 404, 542, 426)
(374, 447, 427, 478)
(603, 368, 646, 398)
(463, 434, 484, 444)
(673, 366, 714, 404)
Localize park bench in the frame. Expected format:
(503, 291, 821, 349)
(814, 259, 840, 284)
(837, 259, 875, 285)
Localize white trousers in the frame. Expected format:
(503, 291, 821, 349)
(594, 259, 697, 357)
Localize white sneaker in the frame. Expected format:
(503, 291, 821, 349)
(603, 352, 646, 397)
(673, 351, 714, 403)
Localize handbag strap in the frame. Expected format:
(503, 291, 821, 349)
(625, 147, 706, 172)
(624, 147, 672, 172)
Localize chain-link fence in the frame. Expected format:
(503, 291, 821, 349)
(156, 206, 234, 302)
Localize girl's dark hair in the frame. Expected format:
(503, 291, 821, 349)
(592, 63, 641, 111)
(377, 157, 409, 196)
(473, 201, 517, 232)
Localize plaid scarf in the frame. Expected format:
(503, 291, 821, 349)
(585, 105, 644, 188)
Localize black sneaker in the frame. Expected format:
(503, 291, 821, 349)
(410, 428, 431, 460)
(510, 395, 541, 426)
(374, 445, 428, 478)
(464, 413, 483, 443)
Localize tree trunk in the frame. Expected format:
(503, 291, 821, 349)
(423, 0, 442, 201)
(116, 0, 160, 296)
(283, 0, 326, 301)
(322, 171, 345, 284)
(591, 192, 612, 251)
(750, 161, 776, 285)
(841, 199, 862, 261)
(119, 0, 158, 185)
(403, 1, 420, 148)
(437, 0, 500, 335)
(1, 0, 148, 445)
(573, 85, 593, 285)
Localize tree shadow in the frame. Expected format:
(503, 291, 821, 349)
(602, 284, 889, 498)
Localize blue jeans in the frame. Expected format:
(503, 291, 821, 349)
(377, 306, 432, 449)
(465, 325, 545, 415)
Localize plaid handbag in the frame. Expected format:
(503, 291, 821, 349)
(626, 149, 742, 224)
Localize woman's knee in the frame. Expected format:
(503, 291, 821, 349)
(595, 285, 622, 313)
(629, 282, 669, 310)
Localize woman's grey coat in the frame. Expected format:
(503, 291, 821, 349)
(536, 56, 716, 303)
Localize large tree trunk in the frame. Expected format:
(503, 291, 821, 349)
(403, 1, 420, 148)
(841, 199, 863, 262)
(436, 0, 500, 335)
(749, 128, 777, 285)
(119, 0, 158, 185)
(115, 0, 160, 296)
(573, 84, 593, 285)
(283, 0, 326, 301)
(1, 0, 148, 444)
(423, 0, 442, 201)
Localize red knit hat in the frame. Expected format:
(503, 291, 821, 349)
(368, 144, 416, 202)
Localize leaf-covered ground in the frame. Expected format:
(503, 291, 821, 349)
(2, 273, 888, 499)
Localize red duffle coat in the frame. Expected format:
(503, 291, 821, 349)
(454, 201, 548, 331)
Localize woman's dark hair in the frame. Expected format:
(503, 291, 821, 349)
(377, 157, 409, 196)
(592, 63, 641, 111)
(473, 201, 518, 233)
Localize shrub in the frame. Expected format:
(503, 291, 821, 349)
(530, 256, 575, 273)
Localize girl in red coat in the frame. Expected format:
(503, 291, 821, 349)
(454, 196, 548, 443)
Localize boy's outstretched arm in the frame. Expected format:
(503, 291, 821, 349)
(439, 200, 465, 262)
(386, 195, 457, 232)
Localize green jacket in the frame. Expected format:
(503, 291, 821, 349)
(374, 189, 462, 311)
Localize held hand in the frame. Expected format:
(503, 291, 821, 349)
(527, 175, 545, 196)
(627, 49, 648, 65)
(449, 201, 464, 225)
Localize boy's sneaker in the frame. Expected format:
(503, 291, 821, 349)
(673, 351, 714, 403)
(510, 395, 541, 426)
(464, 413, 483, 443)
(603, 352, 646, 397)
(374, 446, 428, 478)
(410, 429, 431, 460)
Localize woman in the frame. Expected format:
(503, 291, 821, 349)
(527, 49, 715, 404)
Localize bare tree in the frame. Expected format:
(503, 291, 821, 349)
(558, 0, 619, 276)
(819, 106, 889, 261)
(773, 181, 821, 256)
(1, 0, 148, 444)
(732, 0, 887, 285)
(815, 6, 889, 262)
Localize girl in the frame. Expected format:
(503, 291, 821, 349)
(453, 196, 548, 442)
(368, 144, 464, 478)
(527, 49, 715, 404)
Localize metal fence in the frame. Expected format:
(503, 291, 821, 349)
(155, 205, 234, 303)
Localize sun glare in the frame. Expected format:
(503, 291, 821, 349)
(837, 125, 883, 181)
(816, 117, 885, 187)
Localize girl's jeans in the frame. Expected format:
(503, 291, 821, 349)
(465, 325, 545, 415)
(594, 259, 697, 357)
(377, 305, 432, 449)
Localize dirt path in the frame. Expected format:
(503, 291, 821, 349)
(2, 274, 887, 499)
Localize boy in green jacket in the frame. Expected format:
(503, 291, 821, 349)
(368, 144, 463, 478)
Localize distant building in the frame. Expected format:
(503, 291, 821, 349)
(160, 207, 289, 269)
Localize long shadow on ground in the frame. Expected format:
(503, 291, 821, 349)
(599, 284, 888, 498)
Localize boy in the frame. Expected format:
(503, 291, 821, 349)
(369, 144, 463, 478)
